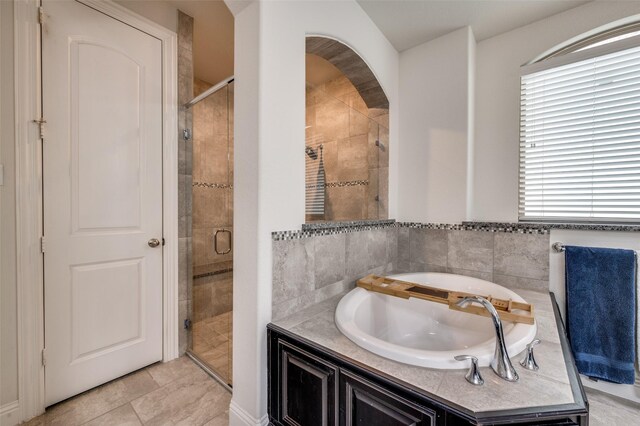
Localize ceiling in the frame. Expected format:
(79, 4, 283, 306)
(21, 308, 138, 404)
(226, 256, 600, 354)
(356, 0, 591, 51)
(118, 1, 594, 85)
(167, 0, 234, 85)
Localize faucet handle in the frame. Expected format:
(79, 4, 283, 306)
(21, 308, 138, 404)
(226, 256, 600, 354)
(520, 339, 541, 371)
(454, 355, 484, 386)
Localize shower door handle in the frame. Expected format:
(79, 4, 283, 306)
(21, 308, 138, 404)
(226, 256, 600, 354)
(214, 229, 232, 255)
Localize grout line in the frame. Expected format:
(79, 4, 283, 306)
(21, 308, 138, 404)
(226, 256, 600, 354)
(197, 411, 227, 426)
(448, 266, 492, 276)
(494, 272, 547, 282)
(145, 358, 192, 389)
(445, 229, 450, 270)
(130, 402, 145, 426)
(48, 368, 160, 426)
(78, 403, 131, 426)
(140, 369, 162, 391)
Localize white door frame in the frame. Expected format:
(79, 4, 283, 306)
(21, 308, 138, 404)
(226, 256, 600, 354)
(14, 0, 178, 421)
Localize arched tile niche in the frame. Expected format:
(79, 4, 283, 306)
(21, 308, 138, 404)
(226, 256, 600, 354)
(305, 36, 389, 223)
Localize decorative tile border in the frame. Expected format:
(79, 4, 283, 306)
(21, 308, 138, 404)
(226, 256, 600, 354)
(302, 219, 395, 231)
(395, 221, 640, 234)
(462, 221, 640, 233)
(273, 220, 640, 241)
(551, 223, 640, 232)
(193, 181, 233, 189)
(273, 220, 397, 241)
(401, 222, 549, 235)
(304, 180, 369, 190)
(325, 180, 369, 188)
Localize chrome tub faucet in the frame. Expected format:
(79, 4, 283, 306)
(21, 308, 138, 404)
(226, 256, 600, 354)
(456, 296, 519, 382)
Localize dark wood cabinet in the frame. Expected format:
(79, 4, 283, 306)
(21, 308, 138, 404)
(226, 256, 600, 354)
(268, 294, 587, 426)
(268, 329, 449, 426)
(340, 370, 435, 426)
(278, 342, 338, 426)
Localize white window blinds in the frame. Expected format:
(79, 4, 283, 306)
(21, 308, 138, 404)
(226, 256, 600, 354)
(519, 36, 640, 222)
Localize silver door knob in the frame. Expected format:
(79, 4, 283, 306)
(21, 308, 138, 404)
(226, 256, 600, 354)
(148, 238, 161, 248)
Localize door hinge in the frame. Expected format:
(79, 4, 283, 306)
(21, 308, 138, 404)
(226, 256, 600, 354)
(38, 6, 45, 25)
(42, 348, 47, 366)
(40, 236, 45, 253)
(33, 118, 47, 139)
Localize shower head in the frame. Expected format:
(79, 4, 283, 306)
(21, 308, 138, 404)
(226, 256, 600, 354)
(305, 146, 318, 160)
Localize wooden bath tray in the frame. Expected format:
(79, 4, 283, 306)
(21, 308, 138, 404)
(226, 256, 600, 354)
(356, 274, 535, 325)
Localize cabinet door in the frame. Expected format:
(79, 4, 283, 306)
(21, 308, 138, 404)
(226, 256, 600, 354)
(341, 371, 436, 426)
(278, 340, 338, 426)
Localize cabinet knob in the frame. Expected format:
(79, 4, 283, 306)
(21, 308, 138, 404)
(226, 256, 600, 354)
(520, 339, 541, 371)
(454, 355, 484, 386)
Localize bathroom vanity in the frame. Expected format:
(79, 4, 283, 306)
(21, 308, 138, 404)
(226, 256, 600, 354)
(267, 290, 588, 425)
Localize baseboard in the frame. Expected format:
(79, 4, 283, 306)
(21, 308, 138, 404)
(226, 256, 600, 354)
(0, 401, 20, 426)
(581, 375, 640, 405)
(229, 400, 269, 426)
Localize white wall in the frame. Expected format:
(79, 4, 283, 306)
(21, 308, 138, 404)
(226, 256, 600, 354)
(398, 27, 474, 223)
(398, 2, 640, 301)
(395, 3, 640, 398)
(114, 1, 178, 32)
(471, 8, 640, 401)
(398, 2, 640, 224)
(117, 1, 234, 85)
(1, 0, 20, 420)
(228, 0, 399, 424)
(432, 5, 640, 363)
(473, 1, 640, 221)
(228, 2, 263, 424)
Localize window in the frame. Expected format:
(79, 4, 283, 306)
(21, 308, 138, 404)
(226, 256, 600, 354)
(519, 27, 640, 222)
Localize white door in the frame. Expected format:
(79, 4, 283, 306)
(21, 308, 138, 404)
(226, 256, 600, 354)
(43, 0, 164, 405)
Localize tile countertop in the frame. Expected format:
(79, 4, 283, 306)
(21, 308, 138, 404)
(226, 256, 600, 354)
(271, 288, 577, 414)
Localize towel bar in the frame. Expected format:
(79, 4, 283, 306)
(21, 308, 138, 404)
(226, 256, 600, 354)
(552, 242, 638, 258)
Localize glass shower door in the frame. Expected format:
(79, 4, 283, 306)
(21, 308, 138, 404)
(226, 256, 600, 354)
(188, 80, 234, 386)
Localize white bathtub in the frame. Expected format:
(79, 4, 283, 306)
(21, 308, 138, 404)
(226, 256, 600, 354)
(335, 272, 537, 369)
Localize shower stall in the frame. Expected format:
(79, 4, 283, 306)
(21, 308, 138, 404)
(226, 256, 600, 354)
(184, 76, 234, 387)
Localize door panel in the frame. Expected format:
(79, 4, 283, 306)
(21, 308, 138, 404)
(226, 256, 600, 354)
(283, 353, 330, 426)
(70, 258, 145, 362)
(277, 340, 338, 426)
(340, 371, 435, 426)
(43, 0, 163, 405)
(72, 39, 144, 232)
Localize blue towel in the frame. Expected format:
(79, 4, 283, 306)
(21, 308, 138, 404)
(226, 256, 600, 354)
(565, 245, 636, 384)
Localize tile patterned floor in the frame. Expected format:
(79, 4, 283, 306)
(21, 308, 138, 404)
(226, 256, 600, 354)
(19, 338, 639, 426)
(191, 312, 232, 386)
(23, 357, 230, 426)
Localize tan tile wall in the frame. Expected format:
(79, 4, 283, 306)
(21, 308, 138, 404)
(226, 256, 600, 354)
(177, 11, 194, 355)
(306, 76, 389, 222)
